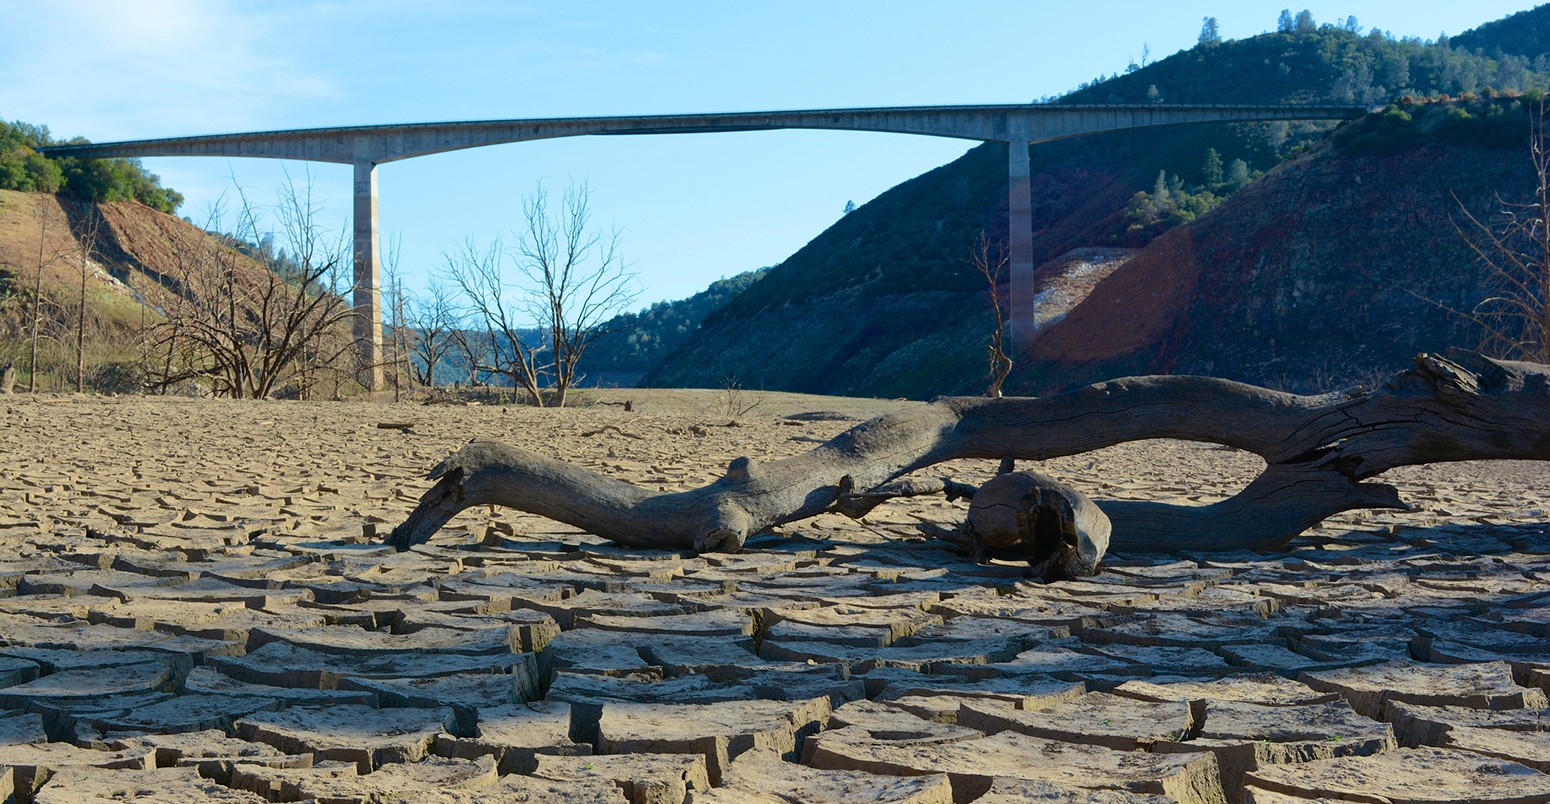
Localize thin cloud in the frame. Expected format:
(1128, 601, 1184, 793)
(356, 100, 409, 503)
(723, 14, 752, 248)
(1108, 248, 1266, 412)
(0, 0, 340, 139)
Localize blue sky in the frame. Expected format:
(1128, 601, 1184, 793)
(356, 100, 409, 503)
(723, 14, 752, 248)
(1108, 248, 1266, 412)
(1, 0, 1540, 309)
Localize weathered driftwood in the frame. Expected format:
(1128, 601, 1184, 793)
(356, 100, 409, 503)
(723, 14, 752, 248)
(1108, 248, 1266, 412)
(960, 471, 1111, 579)
(385, 350, 1550, 554)
(830, 466, 1108, 578)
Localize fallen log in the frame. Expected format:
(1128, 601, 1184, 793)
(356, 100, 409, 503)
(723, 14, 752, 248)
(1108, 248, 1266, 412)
(384, 350, 1550, 554)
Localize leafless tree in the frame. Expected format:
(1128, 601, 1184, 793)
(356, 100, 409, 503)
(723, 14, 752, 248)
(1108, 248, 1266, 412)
(27, 199, 67, 392)
(1451, 100, 1550, 364)
(407, 278, 456, 387)
(382, 236, 411, 402)
(442, 181, 638, 407)
(70, 204, 105, 393)
(443, 236, 548, 405)
(150, 176, 360, 398)
(515, 181, 639, 407)
(387, 274, 407, 401)
(445, 315, 492, 388)
(973, 231, 1015, 397)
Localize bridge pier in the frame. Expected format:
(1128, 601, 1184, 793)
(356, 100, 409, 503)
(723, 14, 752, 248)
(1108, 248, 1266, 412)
(1005, 124, 1035, 358)
(353, 157, 384, 391)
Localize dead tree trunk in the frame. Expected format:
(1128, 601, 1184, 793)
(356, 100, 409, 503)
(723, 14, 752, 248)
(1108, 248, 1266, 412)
(385, 351, 1550, 554)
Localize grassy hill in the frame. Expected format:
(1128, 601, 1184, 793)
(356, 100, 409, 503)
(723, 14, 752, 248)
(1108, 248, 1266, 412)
(644, 15, 1550, 397)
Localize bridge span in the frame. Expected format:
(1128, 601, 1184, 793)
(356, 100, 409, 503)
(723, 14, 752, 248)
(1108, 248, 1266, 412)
(44, 103, 1365, 389)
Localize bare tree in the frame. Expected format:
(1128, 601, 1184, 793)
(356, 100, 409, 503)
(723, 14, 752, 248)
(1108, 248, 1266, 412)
(27, 199, 61, 393)
(151, 176, 360, 398)
(388, 273, 407, 401)
(1451, 100, 1550, 364)
(444, 317, 489, 388)
(70, 204, 104, 393)
(407, 278, 456, 387)
(515, 181, 639, 407)
(973, 231, 1014, 397)
(382, 236, 410, 402)
(443, 236, 548, 405)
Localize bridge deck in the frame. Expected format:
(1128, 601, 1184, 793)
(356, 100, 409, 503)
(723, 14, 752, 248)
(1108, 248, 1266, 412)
(40, 103, 1365, 164)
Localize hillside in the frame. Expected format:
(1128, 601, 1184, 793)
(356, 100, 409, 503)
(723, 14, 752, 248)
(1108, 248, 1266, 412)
(1027, 99, 1535, 390)
(574, 268, 768, 387)
(644, 17, 1550, 397)
(0, 189, 274, 390)
(1452, 4, 1550, 59)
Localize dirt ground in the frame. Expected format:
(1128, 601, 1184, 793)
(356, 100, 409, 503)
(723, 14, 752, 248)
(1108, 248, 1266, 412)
(0, 390, 1548, 802)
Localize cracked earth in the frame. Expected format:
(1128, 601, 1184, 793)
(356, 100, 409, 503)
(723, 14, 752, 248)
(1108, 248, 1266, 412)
(1, 391, 1547, 803)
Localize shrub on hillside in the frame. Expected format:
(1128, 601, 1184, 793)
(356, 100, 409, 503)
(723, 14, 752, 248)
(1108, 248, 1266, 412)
(0, 118, 182, 213)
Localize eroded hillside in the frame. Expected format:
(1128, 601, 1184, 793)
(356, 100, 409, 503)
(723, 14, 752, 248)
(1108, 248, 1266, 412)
(0, 190, 275, 389)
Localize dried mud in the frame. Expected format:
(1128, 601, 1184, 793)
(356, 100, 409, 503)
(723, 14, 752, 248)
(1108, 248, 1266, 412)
(0, 391, 1547, 802)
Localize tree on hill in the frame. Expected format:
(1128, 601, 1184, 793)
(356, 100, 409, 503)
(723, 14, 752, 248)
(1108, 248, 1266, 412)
(1198, 17, 1222, 49)
(0, 118, 183, 213)
(0, 121, 62, 194)
(1226, 158, 1253, 190)
(1201, 148, 1224, 187)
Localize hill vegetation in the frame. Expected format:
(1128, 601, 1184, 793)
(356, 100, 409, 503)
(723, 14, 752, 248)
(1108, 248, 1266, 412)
(0, 188, 358, 397)
(574, 269, 768, 386)
(0, 118, 183, 213)
(1451, 4, 1550, 59)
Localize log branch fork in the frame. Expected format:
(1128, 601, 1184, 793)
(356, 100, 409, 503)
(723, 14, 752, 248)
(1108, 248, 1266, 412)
(385, 351, 1550, 564)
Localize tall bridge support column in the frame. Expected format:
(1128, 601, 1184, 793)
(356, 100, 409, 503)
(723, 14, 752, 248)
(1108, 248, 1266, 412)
(352, 157, 384, 391)
(1005, 124, 1036, 357)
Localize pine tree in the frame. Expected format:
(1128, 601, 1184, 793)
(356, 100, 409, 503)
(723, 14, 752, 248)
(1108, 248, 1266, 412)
(1198, 17, 1222, 48)
(1277, 9, 1294, 33)
(1202, 148, 1224, 187)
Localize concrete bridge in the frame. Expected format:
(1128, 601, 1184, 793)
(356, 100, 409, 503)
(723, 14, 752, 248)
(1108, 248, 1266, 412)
(44, 103, 1365, 389)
